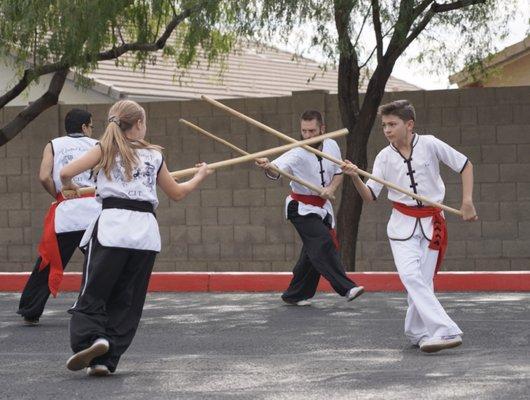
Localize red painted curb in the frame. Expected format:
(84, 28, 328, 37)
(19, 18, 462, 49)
(1, 271, 529, 292)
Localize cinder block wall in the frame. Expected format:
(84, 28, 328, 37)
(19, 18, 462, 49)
(1, 86, 529, 272)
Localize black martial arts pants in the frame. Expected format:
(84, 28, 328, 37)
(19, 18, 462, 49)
(17, 230, 85, 319)
(282, 201, 357, 302)
(68, 236, 156, 373)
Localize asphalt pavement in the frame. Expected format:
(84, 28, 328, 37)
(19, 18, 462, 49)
(1, 291, 529, 400)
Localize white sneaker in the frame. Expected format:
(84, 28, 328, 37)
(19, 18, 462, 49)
(87, 364, 110, 377)
(346, 286, 365, 302)
(67, 338, 110, 371)
(282, 298, 312, 306)
(420, 335, 462, 353)
(294, 300, 312, 306)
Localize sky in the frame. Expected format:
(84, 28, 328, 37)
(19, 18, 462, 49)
(276, 0, 529, 90)
(392, 0, 530, 89)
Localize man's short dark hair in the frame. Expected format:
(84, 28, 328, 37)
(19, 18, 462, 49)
(64, 108, 92, 134)
(300, 110, 324, 126)
(378, 100, 416, 122)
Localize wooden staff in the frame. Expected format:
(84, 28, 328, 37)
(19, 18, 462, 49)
(201, 95, 463, 217)
(179, 118, 331, 198)
(170, 128, 348, 179)
(65, 128, 349, 197)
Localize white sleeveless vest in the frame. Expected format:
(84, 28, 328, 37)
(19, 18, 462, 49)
(50, 134, 101, 233)
(81, 148, 164, 251)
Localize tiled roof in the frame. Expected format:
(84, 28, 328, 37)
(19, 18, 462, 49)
(449, 35, 530, 86)
(83, 43, 421, 100)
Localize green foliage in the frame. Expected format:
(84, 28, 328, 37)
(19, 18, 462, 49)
(253, 0, 520, 83)
(0, 0, 256, 86)
(0, 0, 522, 96)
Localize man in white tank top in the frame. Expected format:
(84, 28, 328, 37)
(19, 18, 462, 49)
(17, 109, 101, 325)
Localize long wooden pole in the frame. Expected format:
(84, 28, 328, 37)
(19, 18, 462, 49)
(179, 118, 330, 197)
(66, 128, 349, 197)
(201, 95, 463, 217)
(169, 128, 348, 180)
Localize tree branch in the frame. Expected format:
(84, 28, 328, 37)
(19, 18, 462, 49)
(98, 5, 195, 60)
(371, 0, 383, 63)
(399, 0, 486, 55)
(432, 0, 486, 13)
(412, 0, 434, 20)
(0, 61, 69, 108)
(0, 2, 204, 146)
(359, 46, 378, 70)
(0, 68, 68, 146)
(352, 5, 372, 49)
(333, 0, 359, 70)
(360, 21, 396, 69)
(334, 0, 361, 116)
(384, 0, 415, 60)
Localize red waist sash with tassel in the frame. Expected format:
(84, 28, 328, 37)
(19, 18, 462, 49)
(37, 192, 94, 296)
(392, 202, 448, 274)
(290, 192, 339, 250)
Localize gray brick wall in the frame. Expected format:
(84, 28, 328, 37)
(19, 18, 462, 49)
(1, 86, 529, 272)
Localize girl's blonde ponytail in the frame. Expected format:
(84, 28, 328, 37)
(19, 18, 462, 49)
(94, 100, 162, 180)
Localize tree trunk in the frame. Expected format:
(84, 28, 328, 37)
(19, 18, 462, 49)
(337, 62, 396, 270)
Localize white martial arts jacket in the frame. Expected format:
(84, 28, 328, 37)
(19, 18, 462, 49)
(366, 133, 468, 240)
(81, 147, 164, 252)
(269, 138, 343, 228)
(50, 134, 101, 233)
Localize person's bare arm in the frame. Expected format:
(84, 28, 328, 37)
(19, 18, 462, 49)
(341, 160, 375, 203)
(157, 162, 212, 201)
(255, 157, 281, 179)
(39, 143, 56, 197)
(460, 161, 478, 221)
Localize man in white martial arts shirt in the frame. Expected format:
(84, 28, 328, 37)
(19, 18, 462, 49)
(17, 109, 101, 325)
(256, 110, 364, 306)
(342, 99, 478, 353)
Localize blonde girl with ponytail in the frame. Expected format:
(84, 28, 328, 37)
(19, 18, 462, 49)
(59, 100, 211, 377)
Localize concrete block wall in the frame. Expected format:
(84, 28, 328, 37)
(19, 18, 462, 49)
(1, 86, 529, 272)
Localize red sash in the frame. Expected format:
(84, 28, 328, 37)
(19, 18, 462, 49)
(392, 202, 447, 274)
(37, 192, 94, 296)
(290, 192, 339, 250)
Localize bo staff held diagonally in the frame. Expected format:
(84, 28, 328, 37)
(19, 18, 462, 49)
(170, 129, 348, 180)
(201, 95, 463, 217)
(179, 118, 332, 198)
(66, 128, 349, 197)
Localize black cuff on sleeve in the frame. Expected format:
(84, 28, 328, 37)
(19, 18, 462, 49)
(157, 156, 165, 175)
(265, 169, 281, 180)
(367, 185, 377, 201)
(459, 158, 469, 174)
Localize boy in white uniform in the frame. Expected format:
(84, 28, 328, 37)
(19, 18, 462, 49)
(342, 100, 478, 353)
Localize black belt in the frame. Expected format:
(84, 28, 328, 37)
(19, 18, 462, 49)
(102, 197, 155, 216)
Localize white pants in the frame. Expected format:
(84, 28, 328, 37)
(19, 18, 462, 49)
(389, 227, 462, 344)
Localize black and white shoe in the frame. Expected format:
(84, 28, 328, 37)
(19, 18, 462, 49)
(87, 364, 111, 377)
(282, 298, 312, 306)
(346, 286, 365, 302)
(67, 338, 110, 371)
(23, 316, 39, 326)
